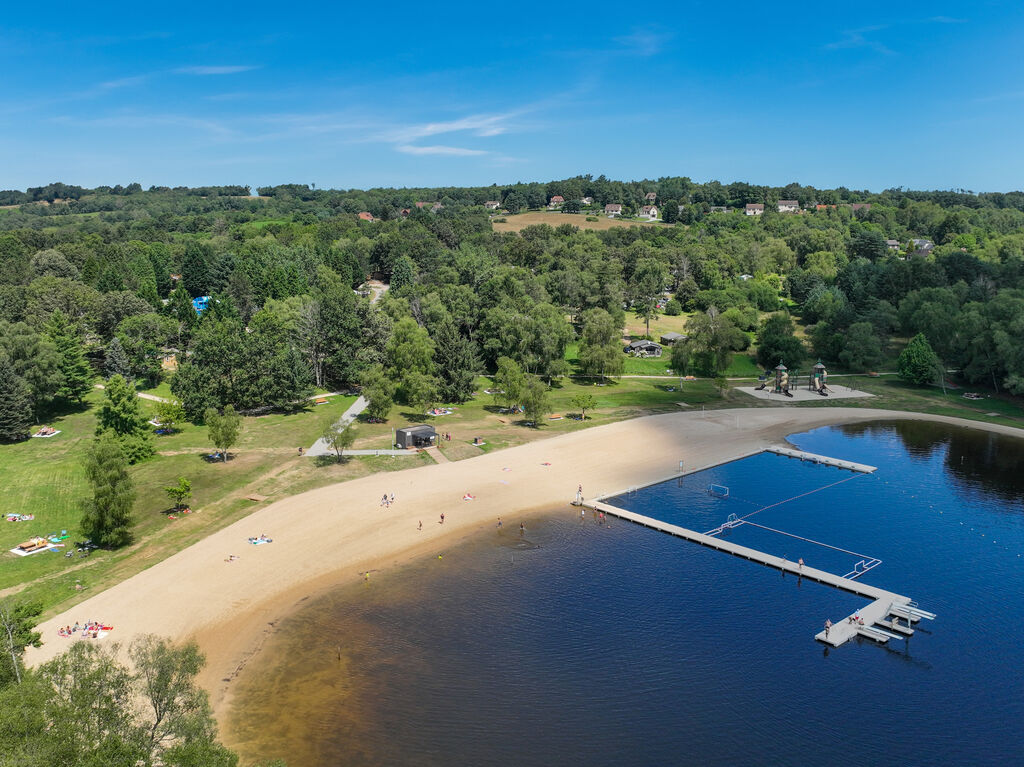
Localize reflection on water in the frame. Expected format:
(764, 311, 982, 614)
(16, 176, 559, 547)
(839, 420, 1024, 505)
(228, 421, 1024, 767)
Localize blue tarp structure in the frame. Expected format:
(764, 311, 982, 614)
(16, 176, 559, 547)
(192, 295, 211, 314)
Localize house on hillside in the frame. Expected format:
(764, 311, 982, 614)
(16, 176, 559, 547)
(845, 203, 872, 212)
(358, 212, 375, 222)
(777, 200, 799, 213)
(645, 192, 657, 202)
(581, 196, 594, 205)
(745, 203, 765, 216)
(484, 201, 501, 210)
(400, 208, 412, 217)
(638, 205, 659, 220)
(911, 238, 935, 256)
(815, 204, 837, 211)
(431, 202, 444, 212)
(624, 339, 663, 357)
(659, 331, 686, 346)
(605, 203, 623, 217)
(395, 425, 437, 449)
(549, 195, 565, 208)
(886, 239, 900, 251)
(709, 206, 730, 213)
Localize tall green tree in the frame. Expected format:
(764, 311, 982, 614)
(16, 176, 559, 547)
(181, 242, 212, 298)
(576, 308, 625, 380)
(0, 599, 42, 687)
(629, 257, 667, 337)
(81, 431, 135, 547)
(755, 313, 806, 369)
(0, 352, 34, 442)
(493, 356, 526, 411)
(0, 321, 62, 419)
(104, 336, 133, 380)
(96, 374, 154, 463)
(433, 319, 479, 403)
(45, 310, 92, 403)
(386, 317, 439, 406)
(361, 365, 396, 422)
(204, 406, 241, 462)
(520, 377, 550, 424)
(898, 333, 940, 385)
(688, 307, 746, 375)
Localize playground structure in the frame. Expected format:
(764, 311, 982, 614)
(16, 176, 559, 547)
(808, 360, 830, 396)
(753, 362, 795, 397)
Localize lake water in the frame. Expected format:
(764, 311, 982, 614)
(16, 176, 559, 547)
(228, 420, 1024, 766)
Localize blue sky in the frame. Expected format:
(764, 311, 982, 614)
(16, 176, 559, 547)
(2, 3, 1023, 192)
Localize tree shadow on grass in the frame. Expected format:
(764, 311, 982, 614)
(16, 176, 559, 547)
(312, 454, 350, 467)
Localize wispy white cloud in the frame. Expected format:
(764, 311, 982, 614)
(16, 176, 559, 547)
(395, 144, 488, 156)
(175, 65, 259, 75)
(824, 26, 894, 55)
(929, 16, 967, 24)
(613, 26, 672, 57)
(388, 112, 519, 143)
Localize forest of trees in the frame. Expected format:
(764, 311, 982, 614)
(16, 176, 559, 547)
(2, 174, 1024, 445)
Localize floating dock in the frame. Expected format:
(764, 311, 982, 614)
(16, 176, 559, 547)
(766, 446, 877, 474)
(587, 500, 933, 646)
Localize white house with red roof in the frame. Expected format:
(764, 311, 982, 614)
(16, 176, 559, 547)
(605, 203, 623, 217)
(638, 205, 659, 220)
(745, 203, 765, 216)
(548, 195, 565, 208)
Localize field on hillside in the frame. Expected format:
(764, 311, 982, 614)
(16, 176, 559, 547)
(491, 211, 673, 233)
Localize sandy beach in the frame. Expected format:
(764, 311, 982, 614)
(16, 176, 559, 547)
(24, 407, 1024, 718)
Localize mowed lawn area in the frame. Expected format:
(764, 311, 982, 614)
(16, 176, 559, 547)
(491, 211, 673, 233)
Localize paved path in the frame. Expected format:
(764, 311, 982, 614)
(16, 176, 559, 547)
(422, 446, 450, 464)
(305, 396, 369, 457)
(94, 383, 169, 403)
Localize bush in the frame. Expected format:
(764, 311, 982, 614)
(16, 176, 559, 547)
(586, 216, 598, 222)
(664, 298, 682, 316)
(492, 217, 507, 223)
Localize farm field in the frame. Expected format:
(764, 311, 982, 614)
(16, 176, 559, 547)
(491, 210, 673, 233)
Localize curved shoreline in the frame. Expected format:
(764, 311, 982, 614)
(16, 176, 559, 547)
(24, 407, 1024, 721)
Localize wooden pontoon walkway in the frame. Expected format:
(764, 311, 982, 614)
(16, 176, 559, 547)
(588, 500, 933, 646)
(766, 446, 877, 474)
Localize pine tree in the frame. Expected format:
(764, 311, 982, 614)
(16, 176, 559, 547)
(45, 310, 93, 402)
(81, 432, 135, 548)
(0, 353, 34, 442)
(433, 319, 479, 403)
(105, 337, 133, 380)
(181, 242, 211, 298)
(96, 374, 154, 463)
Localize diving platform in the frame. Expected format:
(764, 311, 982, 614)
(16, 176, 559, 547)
(587, 500, 934, 647)
(766, 446, 877, 474)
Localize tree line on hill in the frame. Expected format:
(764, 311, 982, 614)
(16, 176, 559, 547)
(1, 175, 1024, 449)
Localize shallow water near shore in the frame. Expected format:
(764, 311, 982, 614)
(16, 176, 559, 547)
(227, 420, 1024, 766)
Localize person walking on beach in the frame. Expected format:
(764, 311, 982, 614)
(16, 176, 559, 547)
(390, 493, 395, 505)
(418, 520, 423, 531)
(440, 513, 445, 525)
(497, 517, 503, 528)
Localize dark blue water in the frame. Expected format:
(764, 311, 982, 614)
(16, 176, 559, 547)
(232, 421, 1024, 766)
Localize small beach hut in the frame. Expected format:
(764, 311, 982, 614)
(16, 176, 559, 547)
(395, 425, 437, 449)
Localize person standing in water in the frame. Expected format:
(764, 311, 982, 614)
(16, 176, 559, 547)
(519, 522, 525, 535)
